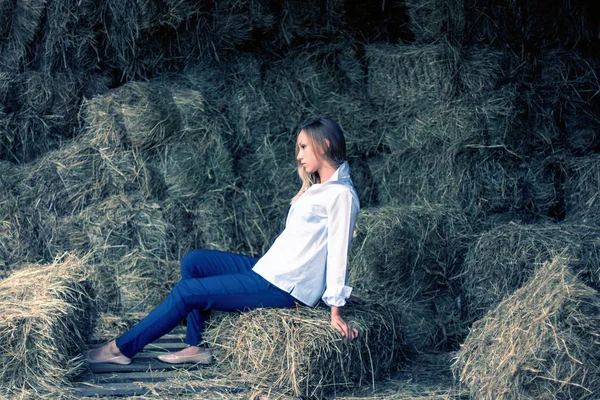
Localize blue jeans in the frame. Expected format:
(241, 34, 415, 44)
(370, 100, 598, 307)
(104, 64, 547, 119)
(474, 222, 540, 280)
(115, 249, 298, 358)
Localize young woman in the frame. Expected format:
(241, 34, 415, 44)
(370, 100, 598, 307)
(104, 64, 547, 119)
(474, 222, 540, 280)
(85, 117, 360, 365)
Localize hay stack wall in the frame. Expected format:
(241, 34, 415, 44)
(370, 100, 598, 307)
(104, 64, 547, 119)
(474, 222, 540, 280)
(1, 0, 599, 397)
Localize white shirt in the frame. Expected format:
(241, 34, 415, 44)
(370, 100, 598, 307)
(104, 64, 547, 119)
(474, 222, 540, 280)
(252, 161, 360, 307)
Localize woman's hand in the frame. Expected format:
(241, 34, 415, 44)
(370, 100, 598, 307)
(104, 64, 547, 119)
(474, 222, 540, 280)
(330, 306, 359, 341)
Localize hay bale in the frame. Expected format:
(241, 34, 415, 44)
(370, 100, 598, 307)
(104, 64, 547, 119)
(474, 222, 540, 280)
(457, 46, 505, 99)
(259, 45, 383, 157)
(461, 221, 600, 321)
(49, 195, 181, 310)
(454, 257, 600, 400)
(16, 138, 152, 215)
(115, 249, 179, 311)
(0, 183, 24, 277)
(36, 0, 99, 73)
(564, 154, 600, 222)
(0, 0, 45, 71)
(350, 205, 472, 300)
(349, 205, 472, 350)
(204, 304, 405, 398)
(464, 0, 595, 48)
(0, 70, 84, 162)
(520, 49, 600, 155)
(98, 0, 271, 79)
(0, 1, 13, 39)
(270, 0, 346, 48)
(0, 253, 97, 397)
(113, 81, 182, 149)
(370, 144, 557, 219)
(368, 84, 557, 218)
(405, 0, 465, 44)
(157, 134, 234, 201)
(367, 43, 458, 111)
(232, 135, 298, 256)
(82, 80, 182, 150)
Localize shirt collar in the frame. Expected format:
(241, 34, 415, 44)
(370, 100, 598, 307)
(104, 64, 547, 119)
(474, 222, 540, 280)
(324, 160, 350, 184)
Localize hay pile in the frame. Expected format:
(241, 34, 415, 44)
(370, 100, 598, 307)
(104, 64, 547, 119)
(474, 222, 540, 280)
(564, 154, 600, 222)
(463, 0, 595, 48)
(461, 221, 600, 322)
(405, 0, 465, 44)
(350, 205, 472, 300)
(366, 42, 560, 219)
(0, 253, 97, 398)
(453, 257, 600, 399)
(348, 205, 472, 350)
(1, 1, 599, 397)
(204, 303, 404, 398)
(5, 77, 239, 310)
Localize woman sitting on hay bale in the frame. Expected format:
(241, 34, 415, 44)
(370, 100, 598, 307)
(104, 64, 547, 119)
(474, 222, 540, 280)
(85, 117, 361, 365)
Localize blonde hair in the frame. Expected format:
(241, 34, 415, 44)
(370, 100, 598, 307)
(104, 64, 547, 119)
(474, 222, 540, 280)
(291, 117, 347, 204)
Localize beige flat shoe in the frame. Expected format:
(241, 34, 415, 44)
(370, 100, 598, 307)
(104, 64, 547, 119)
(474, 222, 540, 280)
(84, 349, 132, 365)
(157, 352, 212, 365)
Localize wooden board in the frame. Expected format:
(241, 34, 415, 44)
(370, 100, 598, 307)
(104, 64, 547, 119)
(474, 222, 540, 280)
(75, 327, 223, 397)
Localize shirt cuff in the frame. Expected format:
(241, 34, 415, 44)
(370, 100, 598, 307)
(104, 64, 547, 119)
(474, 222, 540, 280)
(322, 285, 353, 307)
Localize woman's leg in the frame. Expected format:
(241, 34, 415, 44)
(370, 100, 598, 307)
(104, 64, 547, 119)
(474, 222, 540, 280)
(115, 270, 295, 358)
(179, 250, 258, 345)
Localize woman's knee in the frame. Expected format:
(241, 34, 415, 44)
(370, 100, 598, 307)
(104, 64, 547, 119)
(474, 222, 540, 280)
(180, 249, 211, 278)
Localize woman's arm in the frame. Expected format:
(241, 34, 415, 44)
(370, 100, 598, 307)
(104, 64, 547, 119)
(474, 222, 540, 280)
(322, 189, 360, 341)
(321, 190, 359, 307)
(331, 305, 359, 341)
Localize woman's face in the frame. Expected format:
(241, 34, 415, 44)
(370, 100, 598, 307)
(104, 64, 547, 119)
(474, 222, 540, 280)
(296, 130, 324, 174)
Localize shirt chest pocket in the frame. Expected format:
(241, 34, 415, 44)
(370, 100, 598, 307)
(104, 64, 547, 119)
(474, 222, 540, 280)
(301, 204, 327, 225)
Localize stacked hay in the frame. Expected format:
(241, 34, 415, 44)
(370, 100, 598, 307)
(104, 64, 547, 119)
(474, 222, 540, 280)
(0, 197, 21, 279)
(405, 0, 465, 44)
(463, 0, 596, 48)
(99, 0, 277, 80)
(366, 43, 562, 219)
(6, 77, 239, 314)
(264, 45, 380, 157)
(519, 49, 600, 156)
(46, 195, 176, 311)
(349, 205, 472, 350)
(453, 257, 600, 399)
(367, 43, 458, 116)
(0, 0, 46, 71)
(205, 303, 404, 398)
(0, 161, 22, 276)
(564, 154, 600, 222)
(461, 221, 600, 322)
(0, 71, 85, 163)
(0, 253, 97, 398)
(268, 0, 347, 49)
(220, 47, 379, 255)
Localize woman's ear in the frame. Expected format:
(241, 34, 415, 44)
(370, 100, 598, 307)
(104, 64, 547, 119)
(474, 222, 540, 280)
(324, 138, 330, 151)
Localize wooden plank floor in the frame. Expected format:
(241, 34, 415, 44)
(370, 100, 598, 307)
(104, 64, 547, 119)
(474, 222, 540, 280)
(74, 328, 230, 397)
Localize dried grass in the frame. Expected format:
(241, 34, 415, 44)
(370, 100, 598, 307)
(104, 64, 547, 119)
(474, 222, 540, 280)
(0, 253, 97, 398)
(205, 303, 404, 398)
(564, 154, 600, 222)
(463, 0, 595, 47)
(405, 0, 465, 44)
(461, 221, 600, 322)
(454, 257, 600, 399)
(521, 49, 600, 155)
(0, 0, 45, 71)
(349, 205, 472, 350)
(367, 43, 458, 117)
(0, 71, 84, 163)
